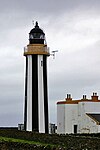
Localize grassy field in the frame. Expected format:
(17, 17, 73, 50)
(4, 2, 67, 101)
(0, 136, 56, 148)
(0, 129, 100, 149)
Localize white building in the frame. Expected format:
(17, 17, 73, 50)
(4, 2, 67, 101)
(57, 93, 100, 134)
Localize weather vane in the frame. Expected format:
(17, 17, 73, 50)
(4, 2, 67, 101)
(32, 20, 34, 26)
(51, 50, 58, 59)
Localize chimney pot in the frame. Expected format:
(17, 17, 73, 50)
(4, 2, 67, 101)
(93, 92, 95, 96)
(83, 95, 86, 99)
(66, 94, 72, 101)
(95, 93, 97, 96)
(67, 94, 69, 99)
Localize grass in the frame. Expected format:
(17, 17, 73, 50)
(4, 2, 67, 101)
(0, 136, 57, 148)
(1, 130, 100, 149)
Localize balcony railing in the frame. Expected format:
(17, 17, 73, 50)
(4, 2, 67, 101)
(24, 46, 50, 54)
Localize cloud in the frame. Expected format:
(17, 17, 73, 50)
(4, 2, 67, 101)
(0, 0, 100, 126)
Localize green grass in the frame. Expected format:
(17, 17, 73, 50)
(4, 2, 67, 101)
(0, 136, 57, 148)
(1, 129, 100, 149)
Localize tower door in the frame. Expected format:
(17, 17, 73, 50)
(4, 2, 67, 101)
(74, 125, 77, 134)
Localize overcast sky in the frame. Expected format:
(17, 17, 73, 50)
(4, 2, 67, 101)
(0, 0, 100, 126)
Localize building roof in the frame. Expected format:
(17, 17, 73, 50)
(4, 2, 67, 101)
(86, 114, 100, 125)
(30, 22, 45, 35)
(57, 93, 100, 105)
(57, 99, 100, 105)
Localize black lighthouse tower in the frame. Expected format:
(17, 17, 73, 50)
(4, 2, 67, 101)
(24, 22, 50, 133)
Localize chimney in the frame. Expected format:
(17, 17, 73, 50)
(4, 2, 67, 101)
(91, 92, 98, 101)
(65, 94, 72, 101)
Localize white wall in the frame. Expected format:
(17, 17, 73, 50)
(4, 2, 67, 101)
(65, 104, 78, 134)
(98, 125, 100, 132)
(57, 104, 65, 134)
(81, 102, 100, 113)
(38, 55, 45, 133)
(77, 102, 100, 133)
(57, 104, 78, 134)
(57, 101, 100, 134)
(27, 55, 32, 131)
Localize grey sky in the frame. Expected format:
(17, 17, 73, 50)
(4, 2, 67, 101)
(0, 0, 100, 126)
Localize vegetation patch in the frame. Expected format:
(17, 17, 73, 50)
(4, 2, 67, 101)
(0, 129, 100, 149)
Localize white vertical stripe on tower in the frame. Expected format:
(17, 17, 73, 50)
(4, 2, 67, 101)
(38, 55, 45, 133)
(27, 55, 32, 131)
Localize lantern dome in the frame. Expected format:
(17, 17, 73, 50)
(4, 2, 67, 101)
(29, 22, 45, 44)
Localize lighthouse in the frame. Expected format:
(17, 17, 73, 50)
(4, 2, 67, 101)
(24, 22, 50, 133)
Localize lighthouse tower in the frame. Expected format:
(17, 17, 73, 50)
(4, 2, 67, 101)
(24, 22, 50, 133)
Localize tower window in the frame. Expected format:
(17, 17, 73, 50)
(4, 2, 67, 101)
(41, 61, 43, 66)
